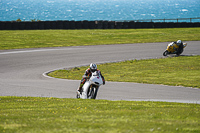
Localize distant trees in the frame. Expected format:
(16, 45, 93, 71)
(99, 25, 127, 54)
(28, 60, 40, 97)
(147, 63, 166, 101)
(15, 18, 41, 22)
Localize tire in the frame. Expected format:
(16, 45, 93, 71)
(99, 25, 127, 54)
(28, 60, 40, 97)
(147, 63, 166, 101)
(76, 93, 80, 99)
(88, 87, 98, 99)
(176, 49, 183, 56)
(163, 50, 168, 56)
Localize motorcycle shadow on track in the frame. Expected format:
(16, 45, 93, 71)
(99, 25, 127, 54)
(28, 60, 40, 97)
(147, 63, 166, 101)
(164, 54, 194, 57)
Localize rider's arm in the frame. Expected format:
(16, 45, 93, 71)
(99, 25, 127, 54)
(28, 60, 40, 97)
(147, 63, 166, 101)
(83, 69, 91, 78)
(99, 71, 105, 85)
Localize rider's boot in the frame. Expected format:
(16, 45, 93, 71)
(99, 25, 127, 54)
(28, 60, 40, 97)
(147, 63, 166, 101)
(77, 86, 82, 94)
(76, 87, 81, 98)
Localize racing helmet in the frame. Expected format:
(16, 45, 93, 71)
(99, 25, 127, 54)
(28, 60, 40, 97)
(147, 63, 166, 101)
(176, 40, 182, 46)
(90, 63, 97, 72)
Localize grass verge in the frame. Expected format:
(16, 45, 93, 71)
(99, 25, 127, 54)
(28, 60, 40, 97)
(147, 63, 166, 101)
(0, 96, 200, 133)
(0, 28, 200, 50)
(48, 56, 200, 88)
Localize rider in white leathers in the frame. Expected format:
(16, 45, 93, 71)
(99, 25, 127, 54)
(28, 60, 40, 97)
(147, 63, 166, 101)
(77, 63, 105, 93)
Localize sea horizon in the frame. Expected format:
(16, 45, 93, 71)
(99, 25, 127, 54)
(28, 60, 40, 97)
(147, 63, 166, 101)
(0, 0, 200, 22)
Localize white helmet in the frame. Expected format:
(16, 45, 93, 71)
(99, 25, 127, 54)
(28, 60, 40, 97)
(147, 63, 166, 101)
(90, 63, 97, 72)
(176, 40, 182, 46)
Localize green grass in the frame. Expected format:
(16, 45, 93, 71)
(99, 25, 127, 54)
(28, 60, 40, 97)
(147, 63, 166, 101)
(48, 56, 200, 88)
(0, 28, 200, 50)
(1, 29, 200, 132)
(0, 96, 200, 133)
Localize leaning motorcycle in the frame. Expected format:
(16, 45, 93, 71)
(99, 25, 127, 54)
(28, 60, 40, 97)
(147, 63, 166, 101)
(163, 42, 187, 56)
(77, 70, 103, 99)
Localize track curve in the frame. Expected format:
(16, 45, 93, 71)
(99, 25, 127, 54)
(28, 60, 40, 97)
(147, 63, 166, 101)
(0, 41, 200, 103)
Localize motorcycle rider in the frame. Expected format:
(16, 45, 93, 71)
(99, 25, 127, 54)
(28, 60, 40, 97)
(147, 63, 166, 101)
(77, 63, 105, 93)
(174, 40, 184, 55)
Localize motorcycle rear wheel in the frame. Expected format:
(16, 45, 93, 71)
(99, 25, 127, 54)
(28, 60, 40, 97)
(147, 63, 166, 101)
(176, 50, 183, 56)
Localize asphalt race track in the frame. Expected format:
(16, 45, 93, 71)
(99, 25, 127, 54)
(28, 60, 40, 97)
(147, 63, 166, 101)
(0, 41, 200, 104)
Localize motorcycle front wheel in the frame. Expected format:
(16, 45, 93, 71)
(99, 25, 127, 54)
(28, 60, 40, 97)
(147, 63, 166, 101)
(88, 87, 99, 99)
(163, 50, 168, 56)
(76, 92, 80, 99)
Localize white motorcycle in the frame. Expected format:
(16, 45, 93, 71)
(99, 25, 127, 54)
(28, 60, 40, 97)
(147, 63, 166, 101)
(77, 70, 103, 99)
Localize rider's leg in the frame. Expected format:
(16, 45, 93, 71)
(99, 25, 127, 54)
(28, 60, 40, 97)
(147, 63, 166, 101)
(78, 78, 86, 92)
